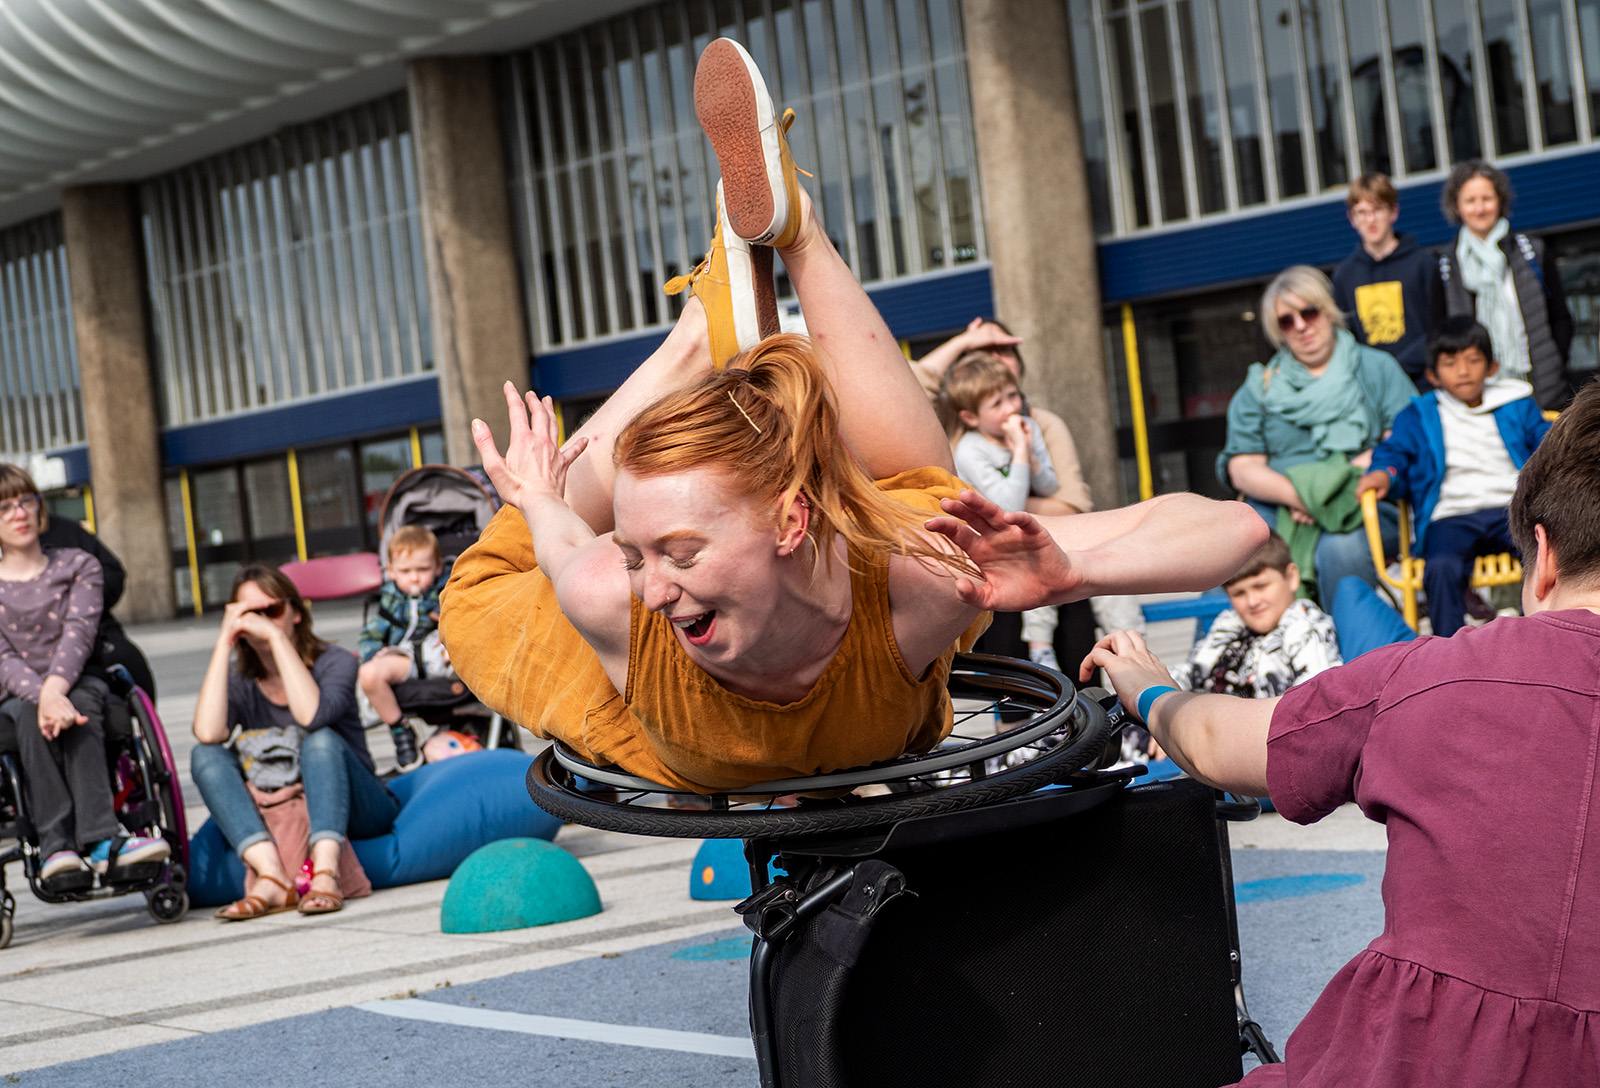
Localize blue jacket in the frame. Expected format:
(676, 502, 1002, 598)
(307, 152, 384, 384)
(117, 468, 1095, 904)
(1369, 392, 1549, 551)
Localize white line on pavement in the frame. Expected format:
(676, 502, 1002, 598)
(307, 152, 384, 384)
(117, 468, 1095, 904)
(355, 999, 757, 1059)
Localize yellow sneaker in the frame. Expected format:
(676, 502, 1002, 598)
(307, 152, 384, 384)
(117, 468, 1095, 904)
(694, 38, 802, 249)
(664, 183, 779, 369)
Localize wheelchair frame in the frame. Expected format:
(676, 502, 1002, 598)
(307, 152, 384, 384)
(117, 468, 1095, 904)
(0, 671, 190, 947)
(524, 653, 1281, 1086)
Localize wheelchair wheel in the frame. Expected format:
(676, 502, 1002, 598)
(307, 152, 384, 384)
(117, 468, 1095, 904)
(0, 892, 12, 949)
(526, 653, 1116, 839)
(128, 689, 190, 869)
(146, 883, 189, 925)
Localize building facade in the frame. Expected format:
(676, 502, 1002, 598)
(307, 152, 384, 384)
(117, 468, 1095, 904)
(1, 0, 1594, 616)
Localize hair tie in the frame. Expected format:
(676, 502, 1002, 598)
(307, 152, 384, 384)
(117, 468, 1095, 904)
(728, 389, 763, 435)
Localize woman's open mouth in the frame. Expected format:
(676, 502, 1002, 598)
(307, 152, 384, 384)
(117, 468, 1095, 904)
(672, 611, 716, 645)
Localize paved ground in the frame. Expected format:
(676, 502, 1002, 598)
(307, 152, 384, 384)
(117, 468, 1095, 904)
(0, 598, 1390, 1083)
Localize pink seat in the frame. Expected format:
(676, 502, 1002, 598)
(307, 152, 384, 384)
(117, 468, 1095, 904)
(281, 553, 384, 601)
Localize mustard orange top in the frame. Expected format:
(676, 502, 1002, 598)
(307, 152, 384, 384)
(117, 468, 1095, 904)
(440, 466, 988, 792)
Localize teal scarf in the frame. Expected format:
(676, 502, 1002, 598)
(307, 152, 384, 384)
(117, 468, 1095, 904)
(1455, 219, 1528, 379)
(1260, 329, 1371, 458)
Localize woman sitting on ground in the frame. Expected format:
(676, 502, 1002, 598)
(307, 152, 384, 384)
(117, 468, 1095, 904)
(191, 566, 398, 919)
(0, 464, 171, 893)
(440, 38, 1266, 793)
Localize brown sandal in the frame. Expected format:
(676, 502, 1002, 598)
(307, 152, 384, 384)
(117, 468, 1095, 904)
(297, 869, 344, 915)
(214, 872, 298, 921)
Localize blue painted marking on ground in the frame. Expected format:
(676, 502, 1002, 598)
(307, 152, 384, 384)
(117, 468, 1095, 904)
(672, 936, 754, 961)
(1234, 873, 1365, 903)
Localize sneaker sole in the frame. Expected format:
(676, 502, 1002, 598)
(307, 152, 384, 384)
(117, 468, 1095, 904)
(696, 39, 788, 246)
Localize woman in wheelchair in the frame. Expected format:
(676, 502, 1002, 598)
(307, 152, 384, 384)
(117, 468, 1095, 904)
(0, 465, 170, 894)
(441, 37, 1267, 795)
(191, 566, 398, 919)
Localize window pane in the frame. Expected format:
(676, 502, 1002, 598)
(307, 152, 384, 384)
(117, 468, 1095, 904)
(420, 429, 446, 466)
(243, 458, 294, 539)
(1345, 0, 1392, 174)
(1067, 0, 1114, 232)
(1429, 0, 1482, 161)
(1258, 0, 1309, 197)
(361, 437, 412, 542)
(1217, 1, 1267, 205)
(1581, 0, 1600, 135)
(299, 446, 358, 533)
(1140, 6, 1188, 221)
(1301, 0, 1350, 188)
(1176, 1, 1226, 214)
(1478, 0, 1531, 153)
(191, 467, 244, 548)
(1109, 14, 1152, 226)
(1528, 0, 1578, 145)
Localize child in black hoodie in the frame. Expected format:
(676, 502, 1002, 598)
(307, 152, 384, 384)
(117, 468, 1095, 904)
(1331, 172, 1436, 393)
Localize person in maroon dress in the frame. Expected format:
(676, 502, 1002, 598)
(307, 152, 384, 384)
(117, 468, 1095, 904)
(928, 382, 1600, 1087)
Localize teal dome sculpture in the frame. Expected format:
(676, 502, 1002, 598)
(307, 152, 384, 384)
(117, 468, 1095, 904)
(441, 838, 601, 933)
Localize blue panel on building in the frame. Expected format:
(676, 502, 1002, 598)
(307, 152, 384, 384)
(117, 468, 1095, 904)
(1100, 147, 1600, 302)
(532, 266, 995, 400)
(162, 377, 443, 468)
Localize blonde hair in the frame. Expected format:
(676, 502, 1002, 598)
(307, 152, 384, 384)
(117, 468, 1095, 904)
(938, 352, 1017, 417)
(1260, 265, 1347, 349)
(388, 524, 441, 565)
(613, 334, 975, 580)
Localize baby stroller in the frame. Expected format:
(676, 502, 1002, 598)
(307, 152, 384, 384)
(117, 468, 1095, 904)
(283, 465, 518, 753)
(0, 667, 190, 947)
(528, 654, 1280, 1087)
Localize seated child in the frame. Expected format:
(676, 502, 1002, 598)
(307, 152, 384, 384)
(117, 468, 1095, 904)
(941, 352, 1062, 669)
(358, 525, 452, 772)
(1173, 531, 1341, 698)
(1357, 315, 1551, 637)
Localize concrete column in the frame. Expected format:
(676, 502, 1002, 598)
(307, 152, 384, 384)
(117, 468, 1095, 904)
(408, 56, 531, 466)
(963, 0, 1118, 508)
(61, 185, 176, 623)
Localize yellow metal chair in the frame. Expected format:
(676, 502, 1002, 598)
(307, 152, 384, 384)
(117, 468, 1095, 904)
(1360, 489, 1522, 632)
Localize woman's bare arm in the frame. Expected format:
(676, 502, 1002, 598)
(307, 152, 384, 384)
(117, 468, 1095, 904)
(926, 490, 1269, 611)
(1081, 629, 1271, 796)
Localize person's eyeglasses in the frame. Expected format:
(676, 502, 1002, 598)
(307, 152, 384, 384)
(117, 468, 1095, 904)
(247, 601, 290, 620)
(0, 494, 41, 518)
(1276, 305, 1323, 333)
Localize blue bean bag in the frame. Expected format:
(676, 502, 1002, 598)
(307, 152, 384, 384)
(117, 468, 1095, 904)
(187, 747, 561, 908)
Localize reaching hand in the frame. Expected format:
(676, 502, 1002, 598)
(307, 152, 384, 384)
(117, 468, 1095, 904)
(1078, 629, 1176, 723)
(924, 489, 1081, 610)
(473, 381, 590, 513)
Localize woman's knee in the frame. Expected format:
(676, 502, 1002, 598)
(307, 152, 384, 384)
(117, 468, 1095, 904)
(301, 727, 347, 762)
(190, 741, 240, 783)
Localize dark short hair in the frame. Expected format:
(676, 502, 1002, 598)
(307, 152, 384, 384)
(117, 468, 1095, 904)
(1224, 530, 1294, 587)
(1509, 382, 1600, 587)
(1441, 159, 1514, 225)
(1427, 315, 1496, 372)
(0, 463, 47, 533)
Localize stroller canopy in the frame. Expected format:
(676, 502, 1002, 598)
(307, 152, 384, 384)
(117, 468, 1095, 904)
(378, 465, 501, 563)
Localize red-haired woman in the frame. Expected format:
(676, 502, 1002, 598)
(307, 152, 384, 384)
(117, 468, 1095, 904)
(191, 565, 398, 919)
(442, 38, 1267, 793)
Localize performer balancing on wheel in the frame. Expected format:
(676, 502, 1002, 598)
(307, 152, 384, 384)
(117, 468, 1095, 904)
(928, 382, 1600, 1087)
(440, 38, 1266, 793)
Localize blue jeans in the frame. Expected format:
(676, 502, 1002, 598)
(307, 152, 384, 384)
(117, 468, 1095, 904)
(191, 730, 400, 858)
(1246, 499, 1400, 612)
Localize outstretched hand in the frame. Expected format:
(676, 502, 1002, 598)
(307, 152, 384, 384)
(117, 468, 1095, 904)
(924, 489, 1081, 610)
(1078, 629, 1176, 722)
(473, 381, 589, 512)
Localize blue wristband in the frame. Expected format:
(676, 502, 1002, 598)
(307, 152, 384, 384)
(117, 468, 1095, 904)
(1136, 684, 1179, 723)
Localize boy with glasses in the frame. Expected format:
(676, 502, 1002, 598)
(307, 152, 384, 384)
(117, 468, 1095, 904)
(1332, 172, 1436, 392)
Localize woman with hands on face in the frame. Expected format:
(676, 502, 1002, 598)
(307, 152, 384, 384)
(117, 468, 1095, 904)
(0, 464, 171, 894)
(191, 566, 396, 920)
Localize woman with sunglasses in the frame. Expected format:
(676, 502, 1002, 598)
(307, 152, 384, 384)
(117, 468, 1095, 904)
(0, 463, 173, 893)
(1217, 265, 1414, 609)
(191, 565, 398, 919)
